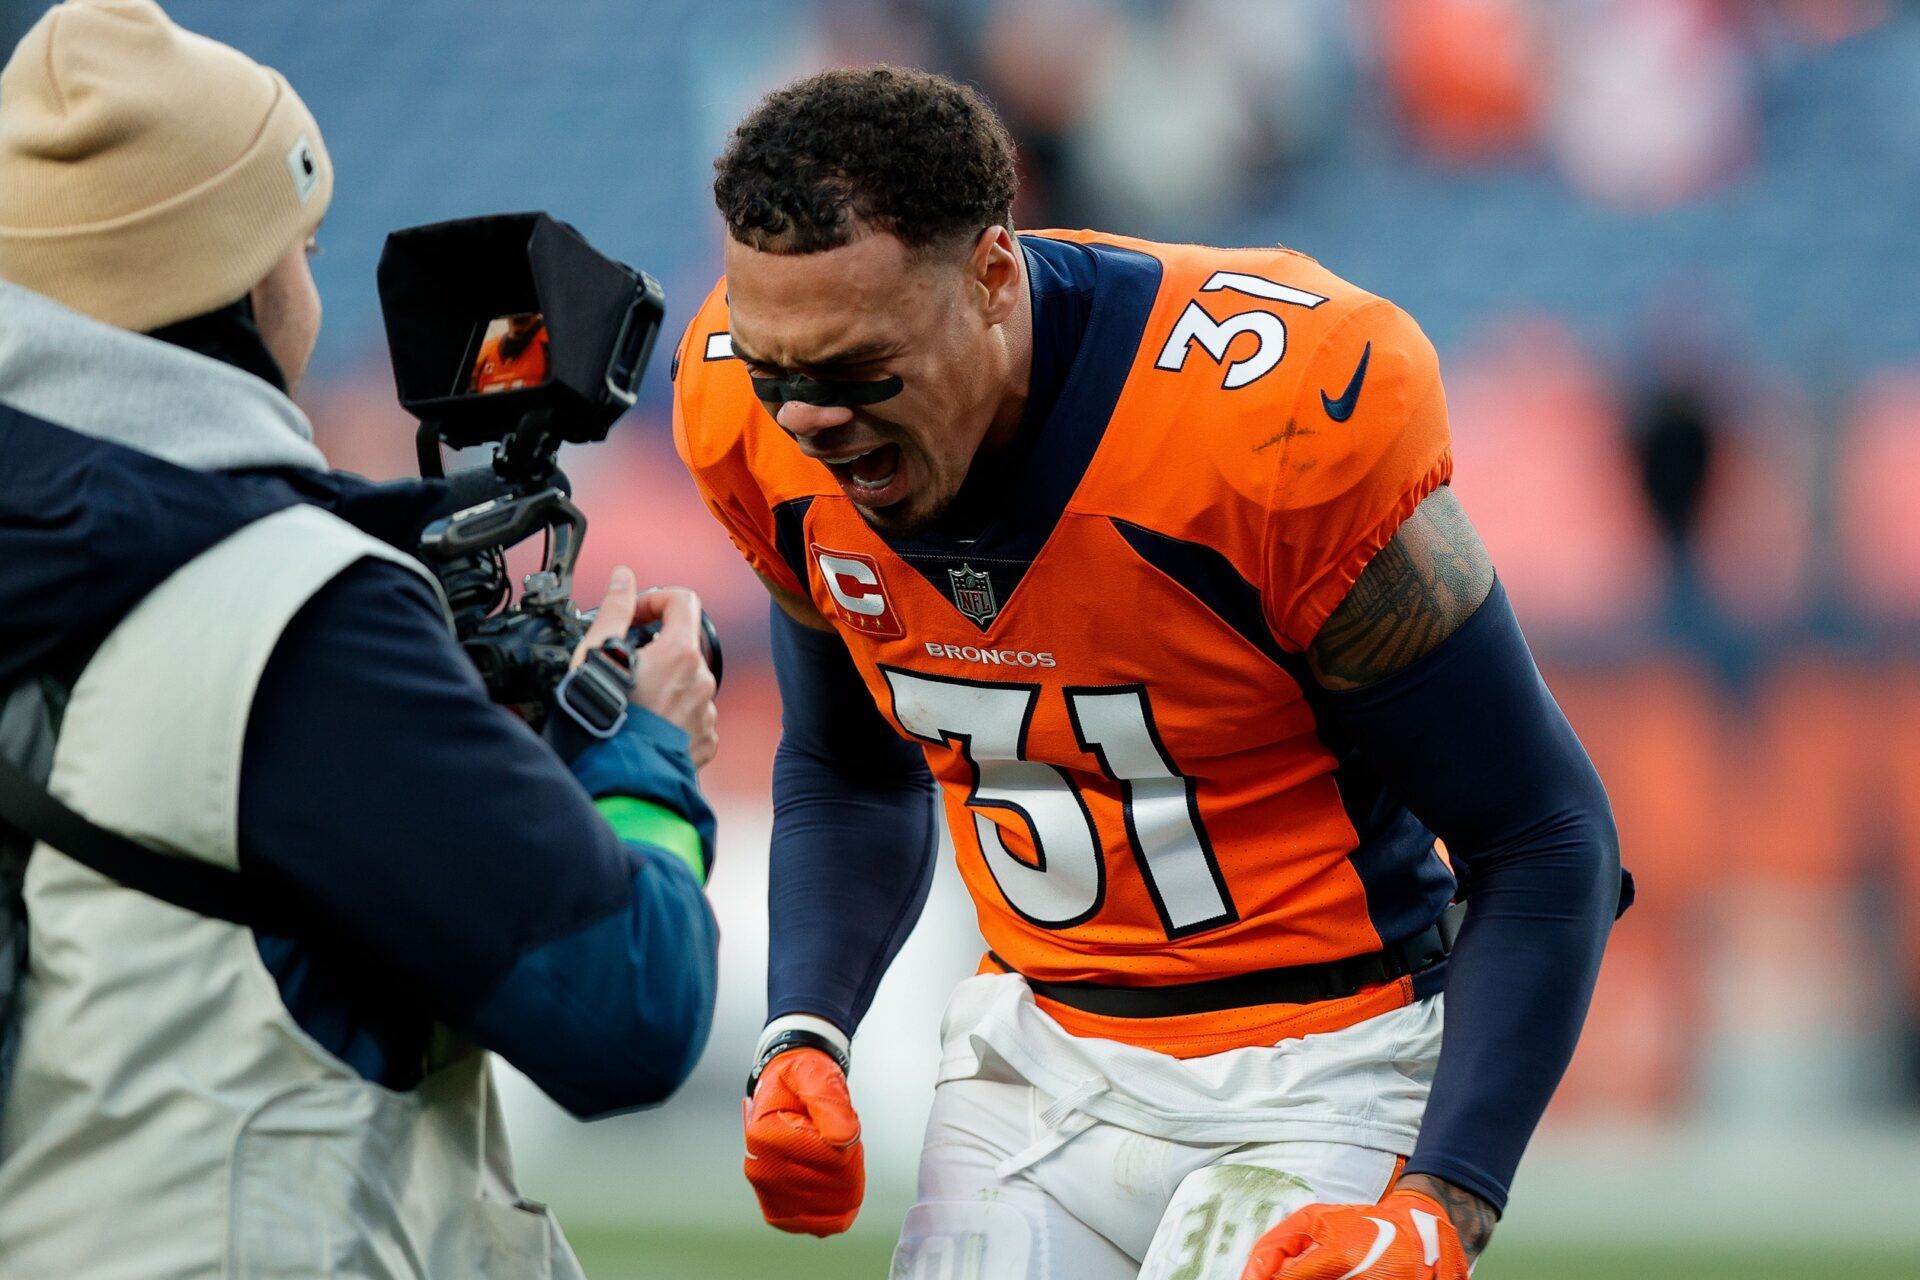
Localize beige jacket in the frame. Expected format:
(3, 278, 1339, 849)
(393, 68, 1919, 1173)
(0, 283, 583, 1279)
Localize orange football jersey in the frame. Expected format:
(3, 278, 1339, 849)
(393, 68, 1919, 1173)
(675, 231, 1457, 1055)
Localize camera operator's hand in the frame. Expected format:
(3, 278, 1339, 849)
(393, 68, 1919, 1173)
(632, 587, 720, 769)
(574, 566, 641, 666)
(575, 568, 719, 768)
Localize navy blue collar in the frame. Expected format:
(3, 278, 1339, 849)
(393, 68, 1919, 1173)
(877, 235, 1162, 625)
(910, 237, 1092, 540)
(144, 296, 288, 394)
(1018, 236, 1102, 449)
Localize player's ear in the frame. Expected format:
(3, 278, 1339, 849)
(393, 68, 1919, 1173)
(970, 225, 1022, 327)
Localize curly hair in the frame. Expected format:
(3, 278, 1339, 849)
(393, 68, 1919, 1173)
(714, 66, 1018, 256)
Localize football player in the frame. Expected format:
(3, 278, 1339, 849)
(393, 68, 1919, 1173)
(470, 310, 550, 394)
(673, 68, 1630, 1280)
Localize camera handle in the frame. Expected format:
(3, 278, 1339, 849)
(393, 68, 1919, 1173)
(417, 486, 588, 613)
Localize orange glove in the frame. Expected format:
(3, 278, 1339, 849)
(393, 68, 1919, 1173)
(741, 1047, 864, 1236)
(1239, 1191, 1471, 1280)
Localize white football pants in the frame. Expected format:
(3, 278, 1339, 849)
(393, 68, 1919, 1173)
(889, 1074, 1403, 1280)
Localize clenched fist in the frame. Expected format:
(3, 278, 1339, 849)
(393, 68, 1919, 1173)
(742, 1047, 864, 1236)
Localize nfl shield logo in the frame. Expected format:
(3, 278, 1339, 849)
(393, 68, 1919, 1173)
(948, 564, 998, 626)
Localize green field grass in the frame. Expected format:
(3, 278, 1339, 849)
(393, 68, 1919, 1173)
(565, 1224, 1920, 1279)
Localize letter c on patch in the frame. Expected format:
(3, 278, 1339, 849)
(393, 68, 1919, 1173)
(819, 554, 885, 615)
(811, 545, 906, 639)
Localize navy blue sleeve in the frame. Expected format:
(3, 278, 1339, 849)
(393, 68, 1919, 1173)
(239, 559, 719, 1117)
(768, 602, 939, 1035)
(1319, 579, 1625, 1213)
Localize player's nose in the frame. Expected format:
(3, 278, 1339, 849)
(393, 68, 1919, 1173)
(775, 399, 855, 437)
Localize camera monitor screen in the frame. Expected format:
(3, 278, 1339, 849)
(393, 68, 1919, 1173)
(460, 311, 552, 395)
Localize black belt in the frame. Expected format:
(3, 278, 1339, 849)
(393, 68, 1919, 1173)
(993, 902, 1465, 1019)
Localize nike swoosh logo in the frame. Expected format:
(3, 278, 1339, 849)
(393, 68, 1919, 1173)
(1333, 1217, 1397, 1280)
(1320, 341, 1372, 422)
(1410, 1208, 1443, 1265)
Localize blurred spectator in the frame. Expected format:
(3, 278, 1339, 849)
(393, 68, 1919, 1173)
(1622, 283, 1819, 632)
(1444, 317, 1663, 637)
(1175, 0, 1353, 179)
(1689, 409, 1819, 630)
(1550, 0, 1755, 207)
(1625, 324, 1732, 642)
(1838, 372, 1920, 621)
(1375, 0, 1548, 162)
(975, 0, 1123, 227)
(1631, 382, 1716, 552)
(977, 0, 1355, 232)
(1050, 4, 1255, 229)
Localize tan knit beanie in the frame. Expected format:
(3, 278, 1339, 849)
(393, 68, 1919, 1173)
(0, 0, 333, 332)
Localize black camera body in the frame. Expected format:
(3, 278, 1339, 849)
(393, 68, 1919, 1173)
(377, 212, 717, 724)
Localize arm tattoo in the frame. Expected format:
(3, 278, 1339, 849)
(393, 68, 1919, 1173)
(1306, 487, 1495, 691)
(1392, 1172, 1499, 1259)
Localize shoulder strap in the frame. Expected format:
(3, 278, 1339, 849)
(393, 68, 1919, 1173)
(0, 757, 264, 928)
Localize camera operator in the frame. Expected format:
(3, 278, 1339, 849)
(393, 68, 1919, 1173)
(0, 4, 718, 1276)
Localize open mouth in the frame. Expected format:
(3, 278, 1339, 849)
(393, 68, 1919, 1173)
(821, 442, 907, 509)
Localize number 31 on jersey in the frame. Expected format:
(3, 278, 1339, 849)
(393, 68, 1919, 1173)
(1154, 270, 1328, 390)
(883, 667, 1238, 940)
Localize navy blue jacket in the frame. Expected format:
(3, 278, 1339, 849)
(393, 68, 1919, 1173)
(0, 405, 718, 1117)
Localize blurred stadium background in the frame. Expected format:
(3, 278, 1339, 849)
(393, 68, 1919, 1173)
(7, 0, 1918, 1275)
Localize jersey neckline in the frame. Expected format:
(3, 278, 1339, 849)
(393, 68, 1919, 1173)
(874, 234, 1164, 631)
